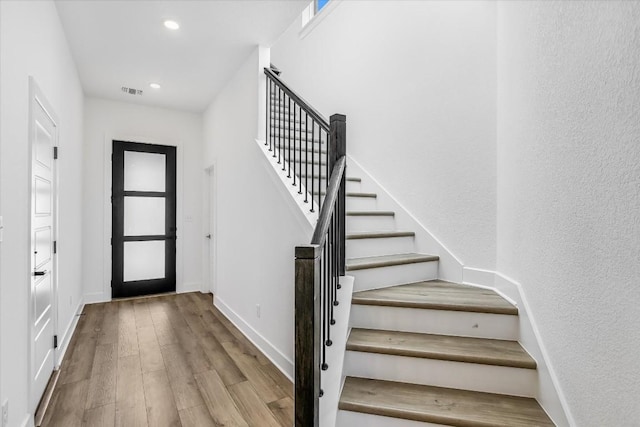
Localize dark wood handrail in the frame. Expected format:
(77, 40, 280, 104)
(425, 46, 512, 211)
(311, 155, 346, 246)
(264, 67, 330, 132)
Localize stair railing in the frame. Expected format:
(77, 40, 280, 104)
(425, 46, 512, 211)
(264, 67, 346, 427)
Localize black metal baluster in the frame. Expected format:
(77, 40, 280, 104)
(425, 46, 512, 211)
(268, 80, 273, 151)
(265, 77, 269, 147)
(310, 121, 315, 213)
(277, 88, 281, 161)
(304, 113, 309, 201)
(293, 103, 297, 187)
(336, 196, 342, 292)
(321, 251, 327, 371)
(320, 130, 325, 209)
(287, 96, 291, 176)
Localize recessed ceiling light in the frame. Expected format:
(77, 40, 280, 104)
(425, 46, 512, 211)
(164, 20, 180, 30)
(149, 83, 161, 89)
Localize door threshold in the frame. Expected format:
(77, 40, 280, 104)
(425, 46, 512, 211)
(111, 291, 177, 302)
(34, 369, 60, 427)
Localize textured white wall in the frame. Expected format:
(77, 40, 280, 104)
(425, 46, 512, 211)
(82, 97, 203, 301)
(0, 1, 84, 425)
(202, 48, 312, 375)
(271, 0, 497, 269)
(497, 2, 640, 425)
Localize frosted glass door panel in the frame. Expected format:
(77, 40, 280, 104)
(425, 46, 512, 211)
(124, 151, 166, 192)
(123, 241, 165, 282)
(124, 197, 165, 236)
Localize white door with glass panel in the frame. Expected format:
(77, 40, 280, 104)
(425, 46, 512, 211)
(112, 141, 177, 298)
(30, 85, 58, 411)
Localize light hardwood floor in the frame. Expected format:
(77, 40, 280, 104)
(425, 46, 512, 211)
(41, 292, 294, 427)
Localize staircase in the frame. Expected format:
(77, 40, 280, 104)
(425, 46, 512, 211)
(336, 177, 555, 426)
(264, 68, 555, 426)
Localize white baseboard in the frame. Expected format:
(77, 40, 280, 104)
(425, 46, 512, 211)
(83, 291, 107, 304)
(461, 267, 573, 427)
(179, 282, 202, 293)
(56, 298, 85, 367)
(214, 296, 294, 381)
(21, 413, 33, 427)
(463, 266, 518, 307)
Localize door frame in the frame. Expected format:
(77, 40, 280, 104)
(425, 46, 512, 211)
(100, 135, 184, 303)
(111, 141, 177, 298)
(27, 77, 60, 413)
(203, 164, 218, 296)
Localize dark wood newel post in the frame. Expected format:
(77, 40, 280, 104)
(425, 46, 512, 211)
(294, 245, 321, 427)
(330, 114, 347, 276)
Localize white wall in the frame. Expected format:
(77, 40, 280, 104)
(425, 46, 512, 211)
(0, 1, 84, 425)
(202, 48, 312, 376)
(497, 2, 640, 425)
(271, 0, 498, 269)
(82, 97, 203, 302)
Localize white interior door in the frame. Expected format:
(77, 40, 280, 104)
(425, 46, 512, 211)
(30, 84, 58, 411)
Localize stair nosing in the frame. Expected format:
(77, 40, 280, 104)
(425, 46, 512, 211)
(346, 328, 537, 369)
(339, 377, 555, 427)
(346, 253, 439, 271)
(351, 280, 518, 315)
(347, 231, 414, 240)
(346, 211, 395, 217)
(320, 191, 376, 198)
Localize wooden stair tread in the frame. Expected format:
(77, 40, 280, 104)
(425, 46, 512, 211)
(346, 211, 394, 216)
(347, 231, 414, 240)
(351, 281, 518, 315)
(321, 191, 376, 198)
(346, 253, 438, 271)
(339, 377, 554, 427)
(347, 328, 536, 369)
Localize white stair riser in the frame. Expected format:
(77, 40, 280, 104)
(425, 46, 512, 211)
(347, 215, 396, 232)
(350, 305, 519, 340)
(348, 261, 438, 291)
(346, 236, 415, 259)
(346, 181, 362, 192)
(347, 196, 377, 211)
(337, 410, 447, 427)
(344, 351, 536, 397)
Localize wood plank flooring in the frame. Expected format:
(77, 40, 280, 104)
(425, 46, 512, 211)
(42, 292, 293, 427)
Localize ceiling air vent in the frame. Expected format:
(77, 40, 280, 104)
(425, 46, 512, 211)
(121, 86, 143, 96)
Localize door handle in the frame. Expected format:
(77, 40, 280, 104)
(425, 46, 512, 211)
(205, 234, 212, 239)
(34, 270, 47, 276)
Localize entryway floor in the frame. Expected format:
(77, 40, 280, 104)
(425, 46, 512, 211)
(41, 292, 293, 426)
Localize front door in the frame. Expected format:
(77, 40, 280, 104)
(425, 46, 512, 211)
(30, 84, 57, 411)
(112, 141, 177, 298)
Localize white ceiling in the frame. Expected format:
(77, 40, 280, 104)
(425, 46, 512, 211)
(55, 0, 307, 112)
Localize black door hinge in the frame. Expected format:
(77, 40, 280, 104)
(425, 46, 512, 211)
(53, 241, 57, 254)
(53, 146, 58, 159)
(53, 335, 58, 349)
(110, 237, 112, 245)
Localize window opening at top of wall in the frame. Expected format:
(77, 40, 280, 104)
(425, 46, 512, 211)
(302, 0, 332, 28)
(316, 0, 330, 12)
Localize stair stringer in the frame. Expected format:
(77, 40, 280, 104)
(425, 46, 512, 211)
(346, 155, 463, 283)
(254, 137, 318, 233)
(320, 276, 354, 427)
